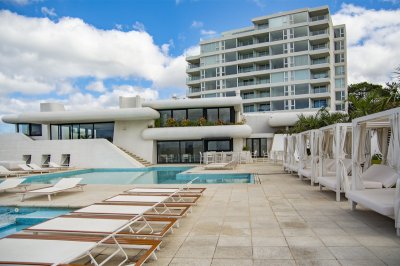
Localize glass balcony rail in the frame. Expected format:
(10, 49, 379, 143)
(242, 94, 255, 99)
(238, 54, 254, 60)
(312, 73, 329, 79)
(310, 29, 328, 36)
(238, 67, 255, 73)
(311, 44, 329, 50)
(258, 106, 271, 111)
(187, 76, 200, 81)
(313, 87, 328, 93)
(256, 78, 270, 84)
(311, 58, 329, 65)
(256, 51, 269, 57)
(238, 40, 254, 47)
(256, 65, 270, 71)
(187, 64, 200, 69)
(238, 81, 255, 86)
(189, 88, 201, 93)
(310, 15, 328, 22)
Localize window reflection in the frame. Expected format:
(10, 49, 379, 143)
(157, 140, 203, 163)
(51, 123, 114, 142)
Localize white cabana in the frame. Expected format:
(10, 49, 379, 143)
(348, 107, 400, 236)
(317, 123, 352, 201)
(287, 134, 299, 173)
(297, 129, 319, 183)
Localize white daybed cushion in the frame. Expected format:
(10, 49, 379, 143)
(298, 168, 311, 178)
(105, 195, 169, 203)
(29, 217, 128, 233)
(348, 188, 395, 217)
(75, 204, 152, 215)
(318, 176, 337, 190)
(362, 164, 397, 188)
(0, 238, 96, 264)
(363, 181, 383, 189)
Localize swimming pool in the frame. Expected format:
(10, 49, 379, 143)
(18, 167, 253, 185)
(0, 207, 72, 238)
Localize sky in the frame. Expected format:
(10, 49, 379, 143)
(0, 0, 399, 132)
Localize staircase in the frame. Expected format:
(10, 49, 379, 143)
(118, 147, 152, 167)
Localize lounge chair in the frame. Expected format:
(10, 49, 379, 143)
(49, 161, 69, 170)
(105, 194, 200, 205)
(20, 178, 84, 201)
(0, 233, 160, 265)
(0, 178, 28, 192)
(0, 165, 28, 178)
(27, 163, 53, 172)
(75, 203, 192, 220)
(360, 164, 398, 189)
(25, 214, 177, 239)
(18, 164, 49, 174)
(204, 160, 237, 170)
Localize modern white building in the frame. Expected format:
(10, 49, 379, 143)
(186, 6, 347, 113)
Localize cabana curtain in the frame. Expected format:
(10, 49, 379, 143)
(376, 128, 390, 165)
(311, 130, 319, 184)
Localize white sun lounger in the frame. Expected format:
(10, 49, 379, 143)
(21, 177, 84, 201)
(0, 233, 161, 266)
(27, 163, 53, 172)
(0, 165, 28, 178)
(348, 188, 396, 217)
(74, 204, 154, 216)
(49, 161, 69, 170)
(0, 178, 28, 192)
(105, 194, 200, 205)
(126, 177, 206, 195)
(25, 214, 177, 238)
(18, 164, 49, 174)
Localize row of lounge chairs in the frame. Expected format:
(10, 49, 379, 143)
(0, 162, 69, 177)
(0, 178, 205, 265)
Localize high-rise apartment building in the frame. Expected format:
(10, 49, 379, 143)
(186, 6, 347, 113)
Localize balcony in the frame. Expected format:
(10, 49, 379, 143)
(311, 58, 329, 65)
(187, 64, 200, 69)
(311, 44, 329, 50)
(238, 67, 255, 73)
(239, 81, 255, 87)
(312, 73, 329, 79)
(310, 15, 328, 22)
(310, 29, 328, 36)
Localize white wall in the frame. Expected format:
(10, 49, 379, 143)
(233, 138, 244, 152)
(244, 113, 275, 133)
(0, 133, 144, 169)
(113, 120, 154, 163)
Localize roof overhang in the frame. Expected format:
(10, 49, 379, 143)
(143, 97, 243, 111)
(1, 107, 160, 124)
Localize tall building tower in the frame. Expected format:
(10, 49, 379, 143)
(186, 6, 347, 113)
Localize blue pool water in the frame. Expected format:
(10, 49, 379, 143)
(0, 207, 72, 238)
(17, 167, 253, 185)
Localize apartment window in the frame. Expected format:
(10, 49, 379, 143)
(284, 100, 290, 110)
(157, 140, 203, 164)
(203, 93, 217, 98)
(271, 86, 285, 97)
(335, 66, 345, 76)
(271, 72, 285, 83)
(173, 110, 187, 122)
(244, 105, 255, 113)
(293, 26, 308, 38)
(224, 39, 236, 49)
(225, 52, 237, 62)
(259, 104, 270, 111)
(246, 138, 269, 157)
(335, 53, 345, 63)
(205, 139, 232, 152)
(294, 83, 309, 95)
(201, 42, 219, 53)
(292, 69, 310, 81)
(225, 65, 237, 76)
(16, 123, 42, 137)
(336, 91, 346, 101)
(313, 99, 328, 108)
(293, 55, 309, 66)
(201, 55, 219, 66)
(271, 100, 284, 111)
(334, 28, 345, 38)
(225, 78, 237, 88)
(242, 91, 255, 99)
(269, 15, 288, 28)
(336, 103, 345, 111)
(335, 78, 345, 88)
(203, 68, 217, 78)
(294, 40, 308, 52)
(334, 40, 345, 51)
(270, 30, 284, 42)
(51, 123, 114, 142)
(294, 98, 309, 109)
(188, 109, 203, 121)
(291, 12, 308, 24)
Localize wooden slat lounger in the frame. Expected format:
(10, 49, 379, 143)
(125, 187, 206, 195)
(0, 233, 161, 266)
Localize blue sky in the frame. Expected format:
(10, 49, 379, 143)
(0, 0, 399, 132)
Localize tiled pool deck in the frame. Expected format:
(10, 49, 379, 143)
(1, 161, 400, 265)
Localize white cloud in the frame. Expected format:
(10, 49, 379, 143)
(200, 29, 217, 36)
(191, 20, 203, 28)
(85, 80, 106, 93)
(332, 4, 400, 84)
(41, 7, 57, 17)
(0, 0, 42, 6)
(132, 21, 145, 32)
(0, 10, 188, 97)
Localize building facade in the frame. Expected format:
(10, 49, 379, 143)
(186, 6, 347, 113)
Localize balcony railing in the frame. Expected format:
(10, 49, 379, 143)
(238, 67, 255, 73)
(310, 29, 328, 36)
(238, 81, 255, 86)
(311, 58, 329, 65)
(312, 44, 329, 50)
(187, 64, 200, 69)
(237, 40, 254, 47)
(313, 87, 328, 93)
(312, 73, 329, 79)
(310, 15, 328, 22)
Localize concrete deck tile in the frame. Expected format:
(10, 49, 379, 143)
(213, 246, 252, 259)
(252, 246, 293, 259)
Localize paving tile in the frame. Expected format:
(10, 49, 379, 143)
(217, 236, 252, 247)
(211, 258, 253, 266)
(295, 259, 340, 266)
(354, 235, 400, 247)
(328, 247, 379, 260)
(183, 235, 219, 247)
(169, 258, 212, 266)
(367, 246, 400, 264)
(252, 236, 287, 246)
(175, 245, 216, 259)
(252, 246, 293, 259)
(253, 259, 296, 266)
(286, 236, 324, 247)
(290, 246, 335, 260)
(213, 246, 252, 259)
(319, 235, 360, 247)
(338, 259, 386, 266)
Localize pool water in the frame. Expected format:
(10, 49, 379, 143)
(0, 207, 72, 238)
(18, 167, 253, 185)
